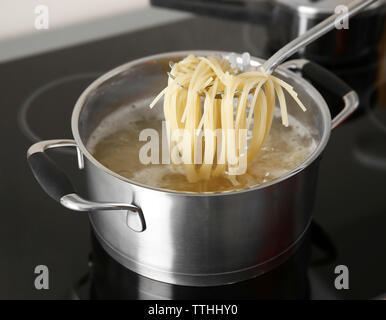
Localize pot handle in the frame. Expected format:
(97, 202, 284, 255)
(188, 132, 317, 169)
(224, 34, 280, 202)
(27, 140, 146, 232)
(281, 59, 359, 129)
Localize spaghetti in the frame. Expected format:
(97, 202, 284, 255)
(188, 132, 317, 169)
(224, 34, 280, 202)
(150, 55, 306, 184)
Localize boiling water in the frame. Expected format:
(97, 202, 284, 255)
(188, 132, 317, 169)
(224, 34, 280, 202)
(88, 106, 316, 193)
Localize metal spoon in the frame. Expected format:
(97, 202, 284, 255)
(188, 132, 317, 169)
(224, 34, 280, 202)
(168, 0, 377, 99)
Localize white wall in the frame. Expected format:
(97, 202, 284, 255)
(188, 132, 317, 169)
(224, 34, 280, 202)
(0, 1, 191, 62)
(0, 0, 149, 41)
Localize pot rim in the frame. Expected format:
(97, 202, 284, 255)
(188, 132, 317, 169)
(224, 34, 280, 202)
(276, 0, 386, 17)
(71, 50, 331, 196)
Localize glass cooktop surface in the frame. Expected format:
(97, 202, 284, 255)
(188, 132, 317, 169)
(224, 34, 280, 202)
(1, 15, 385, 300)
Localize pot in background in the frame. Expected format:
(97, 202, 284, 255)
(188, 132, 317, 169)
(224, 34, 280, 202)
(151, 0, 386, 66)
(270, 0, 386, 66)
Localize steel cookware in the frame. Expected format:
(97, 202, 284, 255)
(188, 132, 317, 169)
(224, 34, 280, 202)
(152, 0, 386, 65)
(27, 51, 358, 286)
(271, 0, 386, 65)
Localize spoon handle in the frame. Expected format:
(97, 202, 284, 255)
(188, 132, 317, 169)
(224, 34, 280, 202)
(263, 0, 377, 74)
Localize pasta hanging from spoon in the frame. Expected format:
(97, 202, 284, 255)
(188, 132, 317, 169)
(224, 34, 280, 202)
(150, 55, 306, 185)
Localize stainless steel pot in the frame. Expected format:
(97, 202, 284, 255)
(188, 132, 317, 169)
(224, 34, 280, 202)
(27, 51, 358, 286)
(152, 0, 386, 65)
(270, 0, 386, 65)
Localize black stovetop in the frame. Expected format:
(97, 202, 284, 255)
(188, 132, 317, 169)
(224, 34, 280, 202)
(1, 15, 385, 300)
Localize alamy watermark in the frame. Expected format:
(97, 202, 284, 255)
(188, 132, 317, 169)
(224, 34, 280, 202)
(138, 121, 248, 175)
(34, 265, 49, 290)
(334, 265, 349, 290)
(34, 5, 49, 30)
(335, 5, 350, 30)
